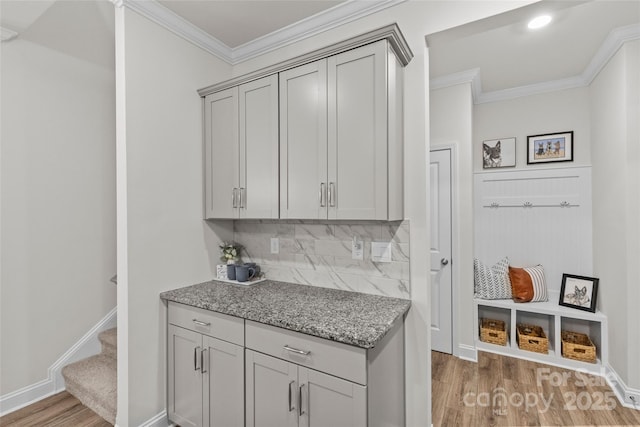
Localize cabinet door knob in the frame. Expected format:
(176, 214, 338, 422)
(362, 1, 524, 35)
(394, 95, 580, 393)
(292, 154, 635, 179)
(441, 258, 449, 266)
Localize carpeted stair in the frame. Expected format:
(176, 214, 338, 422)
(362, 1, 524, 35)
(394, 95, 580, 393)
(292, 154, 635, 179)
(62, 328, 117, 425)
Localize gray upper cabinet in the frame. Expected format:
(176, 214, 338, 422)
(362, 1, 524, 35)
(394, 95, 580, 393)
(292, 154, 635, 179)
(280, 40, 404, 221)
(201, 24, 412, 221)
(204, 74, 279, 219)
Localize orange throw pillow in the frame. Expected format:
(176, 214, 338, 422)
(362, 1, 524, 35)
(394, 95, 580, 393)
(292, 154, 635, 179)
(509, 265, 548, 303)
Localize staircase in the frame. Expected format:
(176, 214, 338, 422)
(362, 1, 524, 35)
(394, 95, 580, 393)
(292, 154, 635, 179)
(62, 328, 117, 425)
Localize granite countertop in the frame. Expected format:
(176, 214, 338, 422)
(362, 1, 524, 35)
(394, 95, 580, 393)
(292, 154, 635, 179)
(160, 280, 411, 349)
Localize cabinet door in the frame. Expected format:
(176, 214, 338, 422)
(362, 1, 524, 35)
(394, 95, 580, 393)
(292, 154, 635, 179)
(298, 367, 367, 427)
(168, 325, 203, 427)
(327, 41, 388, 220)
(239, 75, 279, 219)
(204, 87, 239, 219)
(202, 336, 244, 427)
(279, 60, 328, 219)
(246, 350, 298, 427)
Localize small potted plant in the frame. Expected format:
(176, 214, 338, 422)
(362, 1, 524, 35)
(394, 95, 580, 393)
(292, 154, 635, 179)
(219, 242, 242, 265)
(220, 242, 242, 280)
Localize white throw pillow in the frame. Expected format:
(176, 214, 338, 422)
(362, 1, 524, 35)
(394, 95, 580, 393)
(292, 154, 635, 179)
(474, 257, 512, 299)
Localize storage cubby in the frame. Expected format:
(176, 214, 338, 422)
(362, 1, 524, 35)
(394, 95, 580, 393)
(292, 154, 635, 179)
(561, 316, 603, 364)
(477, 305, 511, 347)
(473, 293, 608, 374)
(516, 310, 555, 355)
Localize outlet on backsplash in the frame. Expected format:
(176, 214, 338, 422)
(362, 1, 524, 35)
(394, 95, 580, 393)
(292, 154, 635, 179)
(233, 220, 410, 299)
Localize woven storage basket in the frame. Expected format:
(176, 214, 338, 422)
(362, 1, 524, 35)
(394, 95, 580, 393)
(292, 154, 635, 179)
(562, 331, 596, 363)
(516, 324, 548, 354)
(480, 318, 507, 346)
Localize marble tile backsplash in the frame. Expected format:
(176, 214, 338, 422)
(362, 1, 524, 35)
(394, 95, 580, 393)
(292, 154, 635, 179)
(234, 220, 410, 299)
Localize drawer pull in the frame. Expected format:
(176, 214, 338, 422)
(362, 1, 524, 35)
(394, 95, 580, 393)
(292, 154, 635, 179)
(284, 345, 311, 356)
(192, 319, 211, 327)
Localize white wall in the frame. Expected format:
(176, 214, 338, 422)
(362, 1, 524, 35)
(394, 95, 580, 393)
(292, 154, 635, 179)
(0, 1, 116, 396)
(429, 83, 475, 355)
(115, 7, 234, 426)
(590, 40, 640, 391)
(474, 87, 591, 171)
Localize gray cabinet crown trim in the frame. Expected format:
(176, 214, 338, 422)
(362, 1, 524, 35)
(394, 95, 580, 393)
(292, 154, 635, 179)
(197, 23, 413, 97)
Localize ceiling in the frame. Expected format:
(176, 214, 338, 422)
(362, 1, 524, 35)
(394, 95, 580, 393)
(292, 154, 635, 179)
(1, 0, 638, 94)
(158, 0, 344, 48)
(427, 1, 640, 99)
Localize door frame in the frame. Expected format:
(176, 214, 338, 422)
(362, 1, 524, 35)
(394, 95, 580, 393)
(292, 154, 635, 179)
(430, 144, 459, 358)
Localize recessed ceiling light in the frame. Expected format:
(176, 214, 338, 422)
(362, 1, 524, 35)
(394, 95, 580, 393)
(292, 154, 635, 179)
(528, 15, 552, 30)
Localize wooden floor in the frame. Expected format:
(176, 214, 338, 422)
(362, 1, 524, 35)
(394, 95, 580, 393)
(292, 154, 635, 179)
(433, 350, 640, 426)
(4, 354, 640, 427)
(0, 391, 111, 427)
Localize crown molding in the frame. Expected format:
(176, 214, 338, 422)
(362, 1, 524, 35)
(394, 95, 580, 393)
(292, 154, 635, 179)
(198, 23, 412, 97)
(118, 0, 406, 65)
(431, 23, 640, 105)
(232, 0, 407, 64)
(1, 27, 18, 42)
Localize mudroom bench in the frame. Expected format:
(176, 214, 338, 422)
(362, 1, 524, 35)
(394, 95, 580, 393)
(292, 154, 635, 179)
(474, 292, 608, 375)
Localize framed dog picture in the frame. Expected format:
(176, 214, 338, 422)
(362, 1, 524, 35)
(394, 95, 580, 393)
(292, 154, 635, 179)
(482, 137, 516, 169)
(559, 273, 599, 312)
(527, 131, 573, 164)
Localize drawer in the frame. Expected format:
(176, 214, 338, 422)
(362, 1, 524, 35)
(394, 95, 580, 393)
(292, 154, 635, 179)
(245, 320, 367, 385)
(168, 302, 244, 346)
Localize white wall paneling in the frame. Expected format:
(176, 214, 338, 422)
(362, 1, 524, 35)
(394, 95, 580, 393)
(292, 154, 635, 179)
(474, 166, 593, 293)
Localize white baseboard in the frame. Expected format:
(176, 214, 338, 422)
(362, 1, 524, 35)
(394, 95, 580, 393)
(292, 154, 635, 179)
(605, 363, 640, 410)
(457, 344, 478, 362)
(0, 307, 117, 416)
(137, 410, 174, 427)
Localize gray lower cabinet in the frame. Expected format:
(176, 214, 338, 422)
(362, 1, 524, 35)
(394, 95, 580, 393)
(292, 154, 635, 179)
(167, 302, 245, 427)
(246, 350, 366, 427)
(166, 302, 405, 427)
(245, 320, 404, 427)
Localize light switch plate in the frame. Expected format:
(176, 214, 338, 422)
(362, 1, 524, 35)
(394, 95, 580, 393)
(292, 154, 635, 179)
(371, 242, 392, 263)
(270, 238, 279, 254)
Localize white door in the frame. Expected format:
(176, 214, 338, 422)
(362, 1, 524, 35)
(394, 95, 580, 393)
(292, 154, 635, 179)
(239, 75, 279, 219)
(327, 41, 387, 220)
(299, 367, 366, 427)
(279, 60, 328, 220)
(430, 149, 453, 354)
(246, 350, 298, 427)
(167, 325, 203, 427)
(204, 87, 239, 219)
(203, 336, 244, 427)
